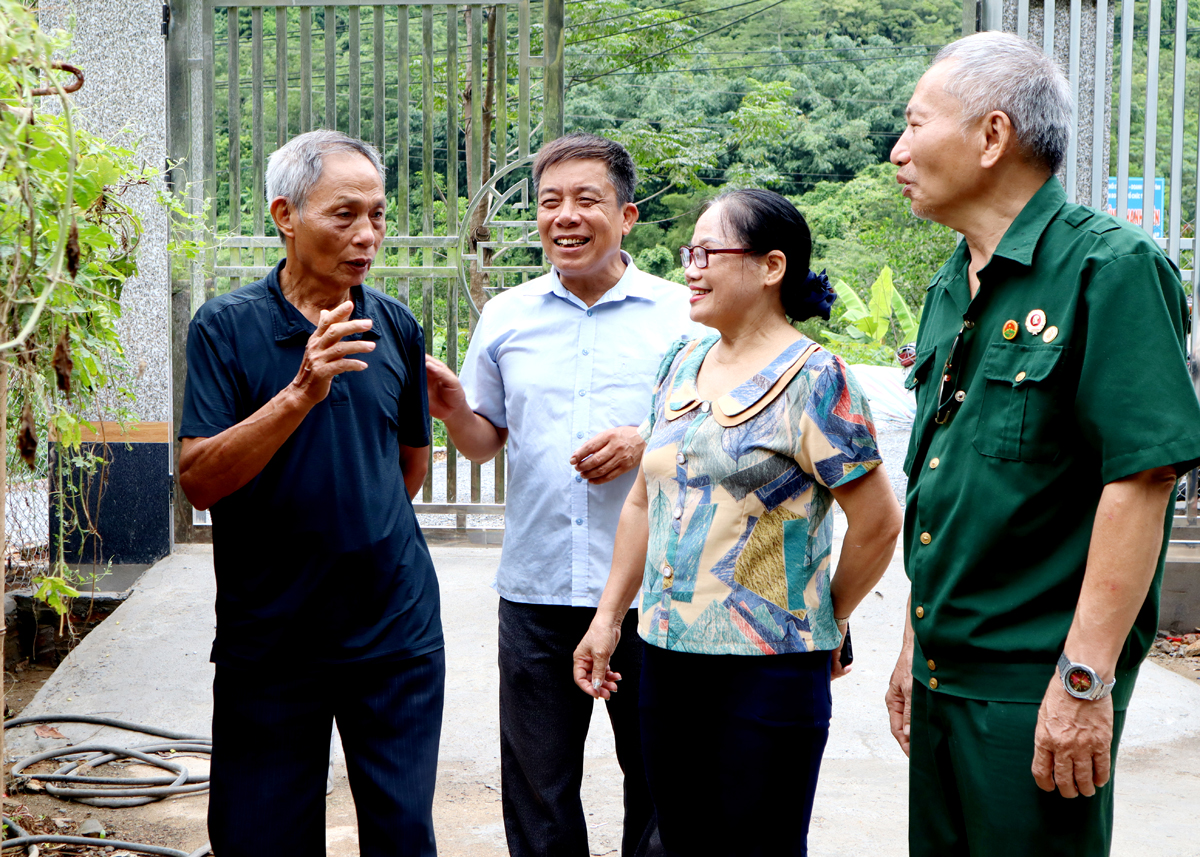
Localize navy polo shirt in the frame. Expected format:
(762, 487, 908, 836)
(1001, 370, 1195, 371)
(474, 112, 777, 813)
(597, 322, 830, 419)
(180, 260, 441, 667)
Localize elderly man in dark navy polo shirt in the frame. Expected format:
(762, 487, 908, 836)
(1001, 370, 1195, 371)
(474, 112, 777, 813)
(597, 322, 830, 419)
(179, 130, 443, 857)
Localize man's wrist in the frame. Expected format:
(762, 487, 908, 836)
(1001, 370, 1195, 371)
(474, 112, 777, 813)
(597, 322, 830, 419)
(1057, 652, 1117, 701)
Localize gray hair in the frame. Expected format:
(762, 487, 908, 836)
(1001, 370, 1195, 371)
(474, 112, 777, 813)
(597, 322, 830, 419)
(266, 130, 385, 239)
(934, 32, 1072, 174)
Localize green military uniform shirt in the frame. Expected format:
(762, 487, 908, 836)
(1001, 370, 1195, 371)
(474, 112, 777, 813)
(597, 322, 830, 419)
(904, 177, 1200, 710)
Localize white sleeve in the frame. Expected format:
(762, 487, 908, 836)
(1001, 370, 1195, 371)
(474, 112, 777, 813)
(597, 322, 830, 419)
(459, 305, 508, 428)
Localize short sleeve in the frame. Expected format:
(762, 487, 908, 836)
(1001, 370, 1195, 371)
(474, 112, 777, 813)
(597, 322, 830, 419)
(397, 317, 432, 449)
(179, 315, 240, 440)
(794, 355, 882, 489)
(460, 305, 508, 429)
(1075, 248, 1200, 482)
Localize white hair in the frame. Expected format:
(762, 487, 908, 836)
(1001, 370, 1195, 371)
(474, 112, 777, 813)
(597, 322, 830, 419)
(934, 32, 1073, 173)
(265, 130, 385, 242)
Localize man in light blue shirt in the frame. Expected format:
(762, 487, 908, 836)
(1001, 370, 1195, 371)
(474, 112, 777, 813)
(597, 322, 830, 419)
(426, 133, 700, 857)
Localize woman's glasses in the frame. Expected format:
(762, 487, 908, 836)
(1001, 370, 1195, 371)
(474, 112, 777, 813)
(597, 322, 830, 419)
(679, 246, 750, 269)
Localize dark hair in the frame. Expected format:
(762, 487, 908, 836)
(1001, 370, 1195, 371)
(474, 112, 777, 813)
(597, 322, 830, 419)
(705, 189, 832, 322)
(532, 133, 638, 206)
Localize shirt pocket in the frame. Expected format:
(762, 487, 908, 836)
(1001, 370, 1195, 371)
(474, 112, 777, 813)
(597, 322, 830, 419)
(973, 342, 1068, 463)
(903, 348, 937, 474)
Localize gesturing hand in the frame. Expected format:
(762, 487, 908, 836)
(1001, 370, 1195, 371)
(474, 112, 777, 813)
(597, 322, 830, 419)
(570, 426, 645, 485)
(292, 300, 374, 404)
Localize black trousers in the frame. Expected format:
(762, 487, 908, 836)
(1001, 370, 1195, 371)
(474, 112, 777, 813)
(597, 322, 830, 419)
(639, 644, 832, 857)
(497, 599, 658, 857)
(208, 649, 445, 857)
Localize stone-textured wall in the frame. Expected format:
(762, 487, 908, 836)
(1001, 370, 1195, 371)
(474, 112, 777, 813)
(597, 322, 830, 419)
(39, 0, 171, 424)
(1002, 0, 1116, 208)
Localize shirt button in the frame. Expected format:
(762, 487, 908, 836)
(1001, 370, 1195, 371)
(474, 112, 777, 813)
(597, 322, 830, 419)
(575, 475, 582, 483)
(576, 431, 584, 438)
(662, 564, 673, 579)
(673, 507, 682, 519)
(586, 309, 593, 317)
(929, 458, 940, 469)
(963, 320, 975, 329)
(920, 532, 932, 545)
(578, 390, 586, 397)
(915, 605, 925, 619)
(929, 678, 939, 690)
(676, 453, 686, 465)
(699, 402, 711, 413)
(1015, 370, 1027, 383)
(575, 518, 583, 525)
(927, 659, 937, 671)
(582, 349, 589, 355)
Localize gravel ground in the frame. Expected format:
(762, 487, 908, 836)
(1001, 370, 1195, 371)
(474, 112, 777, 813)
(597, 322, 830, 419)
(875, 419, 913, 505)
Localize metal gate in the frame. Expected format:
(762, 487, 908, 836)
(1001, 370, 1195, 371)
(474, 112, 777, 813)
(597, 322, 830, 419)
(166, 0, 565, 543)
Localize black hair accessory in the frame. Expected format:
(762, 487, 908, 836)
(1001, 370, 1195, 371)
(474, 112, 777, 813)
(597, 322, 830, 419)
(800, 269, 836, 321)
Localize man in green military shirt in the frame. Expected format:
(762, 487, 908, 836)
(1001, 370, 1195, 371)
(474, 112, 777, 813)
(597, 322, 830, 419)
(884, 31, 1200, 855)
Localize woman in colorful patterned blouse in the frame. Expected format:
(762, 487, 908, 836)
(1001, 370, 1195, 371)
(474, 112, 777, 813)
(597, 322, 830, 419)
(573, 189, 903, 856)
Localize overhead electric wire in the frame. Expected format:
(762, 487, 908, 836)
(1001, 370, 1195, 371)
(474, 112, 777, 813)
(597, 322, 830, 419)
(566, 0, 768, 45)
(570, 0, 790, 85)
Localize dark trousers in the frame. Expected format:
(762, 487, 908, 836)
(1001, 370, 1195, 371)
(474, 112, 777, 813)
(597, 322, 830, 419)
(909, 682, 1126, 857)
(208, 649, 445, 857)
(498, 599, 658, 857)
(639, 644, 832, 857)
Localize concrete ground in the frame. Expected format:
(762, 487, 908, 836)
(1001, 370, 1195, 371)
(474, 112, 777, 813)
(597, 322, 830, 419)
(7, 527, 1200, 856)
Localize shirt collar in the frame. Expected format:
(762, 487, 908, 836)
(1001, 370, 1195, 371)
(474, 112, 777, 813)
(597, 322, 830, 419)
(926, 177, 1066, 314)
(267, 259, 379, 345)
(666, 335, 818, 420)
(989, 177, 1066, 268)
(530, 250, 651, 306)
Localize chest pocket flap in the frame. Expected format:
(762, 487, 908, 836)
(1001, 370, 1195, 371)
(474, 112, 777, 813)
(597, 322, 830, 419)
(980, 342, 1065, 387)
(975, 341, 1069, 461)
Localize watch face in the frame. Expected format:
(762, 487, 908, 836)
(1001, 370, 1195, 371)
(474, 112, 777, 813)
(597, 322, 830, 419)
(1067, 668, 1094, 695)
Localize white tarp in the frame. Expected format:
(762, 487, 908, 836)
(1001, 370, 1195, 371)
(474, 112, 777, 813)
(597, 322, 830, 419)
(848, 364, 916, 425)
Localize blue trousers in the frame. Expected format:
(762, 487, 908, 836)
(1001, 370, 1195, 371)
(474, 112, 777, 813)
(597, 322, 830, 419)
(497, 599, 658, 857)
(207, 649, 445, 857)
(639, 644, 832, 857)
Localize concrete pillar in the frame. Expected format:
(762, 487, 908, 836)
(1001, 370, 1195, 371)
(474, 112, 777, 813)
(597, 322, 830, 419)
(997, 0, 1116, 208)
(40, 1, 174, 568)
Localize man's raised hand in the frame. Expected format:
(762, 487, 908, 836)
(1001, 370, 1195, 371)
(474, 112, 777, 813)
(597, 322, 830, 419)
(292, 300, 374, 403)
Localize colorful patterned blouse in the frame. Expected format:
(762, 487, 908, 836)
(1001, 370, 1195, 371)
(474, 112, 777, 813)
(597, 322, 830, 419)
(636, 334, 882, 656)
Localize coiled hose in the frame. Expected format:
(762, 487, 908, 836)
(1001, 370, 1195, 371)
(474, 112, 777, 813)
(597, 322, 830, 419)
(3, 715, 212, 856)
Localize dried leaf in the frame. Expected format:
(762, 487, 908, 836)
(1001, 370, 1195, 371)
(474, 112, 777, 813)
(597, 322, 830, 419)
(34, 724, 66, 739)
(52, 329, 72, 396)
(18, 400, 37, 468)
(65, 218, 80, 279)
(21, 779, 44, 792)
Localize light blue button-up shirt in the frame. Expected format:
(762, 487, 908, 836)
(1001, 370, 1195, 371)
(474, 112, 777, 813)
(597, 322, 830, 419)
(461, 255, 704, 607)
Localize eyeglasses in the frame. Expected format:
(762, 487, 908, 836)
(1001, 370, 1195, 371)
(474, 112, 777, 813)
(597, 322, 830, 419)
(679, 246, 750, 269)
(934, 326, 967, 425)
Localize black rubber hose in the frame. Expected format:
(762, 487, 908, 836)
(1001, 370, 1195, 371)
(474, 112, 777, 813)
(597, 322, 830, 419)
(2, 817, 213, 856)
(5, 717, 211, 806)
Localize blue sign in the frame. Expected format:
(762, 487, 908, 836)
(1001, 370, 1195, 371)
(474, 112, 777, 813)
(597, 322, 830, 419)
(1107, 177, 1164, 238)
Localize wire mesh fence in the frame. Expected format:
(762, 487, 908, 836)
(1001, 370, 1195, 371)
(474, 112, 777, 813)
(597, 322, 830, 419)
(5, 476, 49, 592)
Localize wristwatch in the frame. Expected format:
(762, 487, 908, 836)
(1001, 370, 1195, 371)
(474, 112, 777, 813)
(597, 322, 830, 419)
(1057, 653, 1116, 701)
